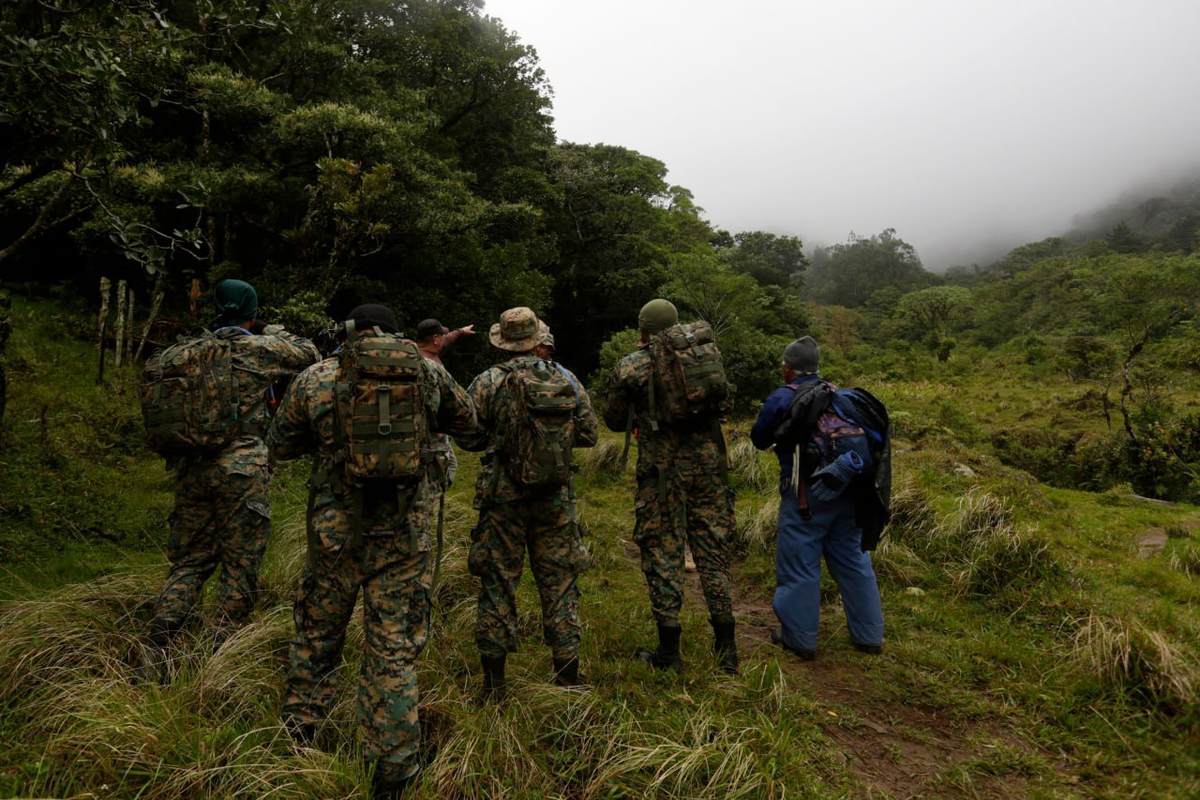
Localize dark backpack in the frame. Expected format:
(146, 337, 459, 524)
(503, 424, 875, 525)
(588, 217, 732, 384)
(499, 357, 579, 488)
(646, 320, 729, 428)
(335, 327, 428, 482)
(773, 380, 892, 550)
(141, 331, 243, 456)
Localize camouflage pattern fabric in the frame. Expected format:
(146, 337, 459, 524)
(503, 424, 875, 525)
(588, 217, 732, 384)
(150, 326, 319, 635)
(268, 354, 476, 779)
(604, 345, 735, 626)
(468, 499, 591, 659)
(456, 355, 598, 659)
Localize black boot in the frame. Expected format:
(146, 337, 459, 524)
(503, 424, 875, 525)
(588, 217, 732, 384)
(372, 767, 418, 799)
(552, 656, 590, 691)
(135, 620, 177, 685)
(480, 654, 507, 702)
(710, 615, 739, 675)
(282, 715, 316, 747)
(636, 623, 683, 671)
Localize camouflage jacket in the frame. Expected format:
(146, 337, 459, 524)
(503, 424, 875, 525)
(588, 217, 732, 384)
(266, 354, 477, 541)
(603, 345, 725, 475)
(456, 355, 599, 508)
(174, 325, 320, 472)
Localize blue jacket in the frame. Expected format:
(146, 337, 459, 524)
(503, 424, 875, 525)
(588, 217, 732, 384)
(751, 374, 872, 480)
(751, 375, 819, 478)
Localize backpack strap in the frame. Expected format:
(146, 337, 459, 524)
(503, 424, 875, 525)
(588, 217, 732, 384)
(711, 418, 729, 487)
(618, 404, 635, 474)
(647, 371, 660, 432)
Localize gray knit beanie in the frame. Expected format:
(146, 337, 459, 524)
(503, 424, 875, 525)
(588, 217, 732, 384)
(783, 336, 820, 373)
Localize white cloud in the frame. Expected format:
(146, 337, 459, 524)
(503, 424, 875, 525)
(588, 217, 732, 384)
(485, 0, 1200, 267)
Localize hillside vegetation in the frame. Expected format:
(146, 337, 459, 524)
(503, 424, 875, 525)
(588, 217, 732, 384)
(0, 293, 1197, 798)
(3, 2, 1200, 797)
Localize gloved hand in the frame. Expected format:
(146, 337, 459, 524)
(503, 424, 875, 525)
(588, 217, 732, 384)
(808, 450, 864, 502)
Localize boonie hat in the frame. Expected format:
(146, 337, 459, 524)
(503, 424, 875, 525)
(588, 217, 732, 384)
(489, 307, 549, 352)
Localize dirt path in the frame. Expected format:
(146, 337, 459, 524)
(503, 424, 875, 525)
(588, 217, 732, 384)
(690, 567, 1045, 797)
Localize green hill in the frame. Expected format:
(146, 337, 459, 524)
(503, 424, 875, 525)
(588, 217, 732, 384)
(0, 294, 1197, 798)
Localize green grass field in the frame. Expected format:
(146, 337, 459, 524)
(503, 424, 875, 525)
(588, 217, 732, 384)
(1, 296, 1197, 798)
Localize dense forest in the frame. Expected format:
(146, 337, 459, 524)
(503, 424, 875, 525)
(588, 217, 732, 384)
(5, 0, 1200, 490)
(1, 3, 1199, 797)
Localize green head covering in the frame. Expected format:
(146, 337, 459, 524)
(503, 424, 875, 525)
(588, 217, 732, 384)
(213, 279, 258, 328)
(638, 299, 678, 334)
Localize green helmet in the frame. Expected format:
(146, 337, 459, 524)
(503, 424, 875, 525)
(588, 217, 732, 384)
(638, 299, 678, 334)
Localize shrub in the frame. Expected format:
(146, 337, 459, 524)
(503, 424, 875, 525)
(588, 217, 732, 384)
(1123, 416, 1200, 502)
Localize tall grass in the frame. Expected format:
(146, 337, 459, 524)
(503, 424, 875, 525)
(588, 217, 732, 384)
(1073, 614, 1197, 715)
(726, 434, 775, 494)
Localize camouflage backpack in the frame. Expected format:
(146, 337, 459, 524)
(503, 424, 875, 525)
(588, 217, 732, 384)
(141, 331, 244, 456)
(647, 320, 729, 428)
(334, 323, 429, 482)
(499, 357, 579, 488)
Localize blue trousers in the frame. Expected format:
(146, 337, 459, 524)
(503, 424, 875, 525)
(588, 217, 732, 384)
(773, 481, 884, 653)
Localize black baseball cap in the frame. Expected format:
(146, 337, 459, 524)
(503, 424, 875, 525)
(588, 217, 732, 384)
(416, 318, 449, 340)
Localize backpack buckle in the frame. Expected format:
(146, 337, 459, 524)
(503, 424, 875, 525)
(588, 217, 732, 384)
(376, 385, 392, 434)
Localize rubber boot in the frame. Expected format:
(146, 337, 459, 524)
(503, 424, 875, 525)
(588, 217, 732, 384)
(635, 623, 683, 671)
(710, 615, 739, 675)
(480, 654, 507, 702)
(552, 656, 590, 691)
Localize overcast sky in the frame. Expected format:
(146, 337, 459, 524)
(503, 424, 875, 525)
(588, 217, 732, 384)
(483, 0, 1200, 269)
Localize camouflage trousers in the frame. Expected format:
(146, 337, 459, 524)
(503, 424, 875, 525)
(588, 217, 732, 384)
(634, 466, 735, 626)
(468, 498, 589, 660)
(283, 525, 432, 780)
(152, 456, 272, 635)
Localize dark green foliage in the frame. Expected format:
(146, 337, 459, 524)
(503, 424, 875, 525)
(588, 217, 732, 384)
(991, 428, 1123, 493)
(806, 228, 938, 307)
(1105, 221, 1145, 254)
(720, 230, 808, 288)
(1124, 416, 1200, 502)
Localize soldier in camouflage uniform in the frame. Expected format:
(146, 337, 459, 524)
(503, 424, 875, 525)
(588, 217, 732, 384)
(145, 279, 319, 664)
(456, 308, 599, 698)
(603, 299, 739, 674)
(268, 304, 477, 798)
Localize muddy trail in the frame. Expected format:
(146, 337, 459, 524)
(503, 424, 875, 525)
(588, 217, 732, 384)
(681, 562, 1057, 798)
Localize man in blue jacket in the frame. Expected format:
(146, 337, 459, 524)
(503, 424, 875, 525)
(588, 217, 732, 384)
(750, 336, 884, 660)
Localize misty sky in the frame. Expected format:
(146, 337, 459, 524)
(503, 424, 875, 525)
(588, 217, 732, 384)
(483, 0, 1200, 269)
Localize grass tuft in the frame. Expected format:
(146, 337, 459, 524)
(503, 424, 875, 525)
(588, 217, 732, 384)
(579, 437, 626, 477)
(726, 434, 775, 494)
(734, 500, 778, 553)
(1073, 614, 1197, 715)
(882, 479, 938, 549)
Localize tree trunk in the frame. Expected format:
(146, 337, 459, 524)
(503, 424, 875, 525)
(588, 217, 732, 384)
(0, 291, 11, 430)
(97, 278, 111, 385)
(135, 273, 165, 362)
(114, 279, 127, 369)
